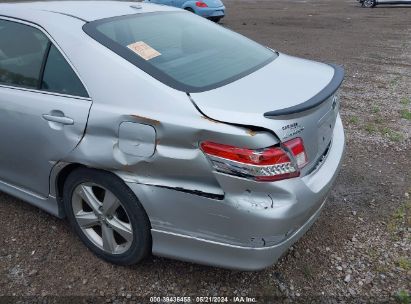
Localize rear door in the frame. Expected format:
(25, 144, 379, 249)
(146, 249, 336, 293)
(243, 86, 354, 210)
(0, 18, 91, 197)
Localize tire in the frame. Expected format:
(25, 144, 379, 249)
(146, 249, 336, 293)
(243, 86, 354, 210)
(63, 167, 151, 265)
(362, 0, 376, 7)
(184, 7, 194, 13)
(209, 17, 222, 23)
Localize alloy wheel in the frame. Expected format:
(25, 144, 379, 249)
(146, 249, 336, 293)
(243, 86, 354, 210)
(363, 0, 376, 7)
(71, 183, 133, 255)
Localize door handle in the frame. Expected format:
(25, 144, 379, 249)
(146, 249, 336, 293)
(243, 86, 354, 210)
(42, 114, 74, 125)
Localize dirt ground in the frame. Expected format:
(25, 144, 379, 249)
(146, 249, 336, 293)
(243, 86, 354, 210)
(0, 0, 410, 302)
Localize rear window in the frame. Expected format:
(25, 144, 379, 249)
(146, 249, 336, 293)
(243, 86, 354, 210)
(83, 12, 276, 92)
(42, 45, 89, 97)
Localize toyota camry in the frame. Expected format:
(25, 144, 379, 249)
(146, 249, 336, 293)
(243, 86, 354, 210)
(0, 1, 345, 270)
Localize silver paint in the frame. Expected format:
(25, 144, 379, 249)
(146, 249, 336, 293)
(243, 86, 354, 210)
(0, 1, 345, 270)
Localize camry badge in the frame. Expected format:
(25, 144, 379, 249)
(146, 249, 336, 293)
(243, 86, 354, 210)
(281, 122, 304, 139)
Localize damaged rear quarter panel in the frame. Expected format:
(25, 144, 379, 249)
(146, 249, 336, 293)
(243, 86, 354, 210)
(62, 98, 279, 195)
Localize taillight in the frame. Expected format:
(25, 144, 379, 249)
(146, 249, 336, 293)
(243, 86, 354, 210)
(196, 1, 208, 7)
(283, 137, 308, 169)
(200, 138, 308, 182)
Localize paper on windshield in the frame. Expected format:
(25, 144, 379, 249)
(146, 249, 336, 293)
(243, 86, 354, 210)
(127, 41, 161, 61)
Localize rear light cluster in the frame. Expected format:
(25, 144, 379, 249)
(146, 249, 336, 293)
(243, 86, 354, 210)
(195, 1, 208, 7)
(200, 138, 308, 182)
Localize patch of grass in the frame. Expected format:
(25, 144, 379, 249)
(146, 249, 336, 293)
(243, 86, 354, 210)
(365, 123, 378, 134)
(374, 116, 384, 124)
(400, 97, 410, 106)
(387, 200, 411, 236)
(367, 248, 378, 260)
(380, 127, 403, 142)
(348, 116, 359, 124)
(390, 76, 401, 89)
(400, 109, 411, 120)
(395, 289, 410, 304)
(396, 257, 411, 271)
(363, 121, 404, 142)
(388, 132, 403, 142)
(372, 106, 380, 113)
(375, 264, 389, 274)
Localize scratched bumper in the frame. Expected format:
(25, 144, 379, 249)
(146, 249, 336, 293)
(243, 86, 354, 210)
(150, 198, 326, 271)
(126, 116, 345, 270)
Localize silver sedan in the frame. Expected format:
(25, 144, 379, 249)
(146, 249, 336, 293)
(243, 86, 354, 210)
(0, 1, 345, 270)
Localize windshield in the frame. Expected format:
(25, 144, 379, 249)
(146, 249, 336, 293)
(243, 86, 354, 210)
(83, 12, 277, 92)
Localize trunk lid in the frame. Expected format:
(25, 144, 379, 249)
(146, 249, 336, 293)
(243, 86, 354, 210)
(190, 53, 343, 174)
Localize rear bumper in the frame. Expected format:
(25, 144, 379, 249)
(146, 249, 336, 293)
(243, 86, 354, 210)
(127, 115, 345, 270)
(195, 6, 225, 18)
(151, 197, 326, 270)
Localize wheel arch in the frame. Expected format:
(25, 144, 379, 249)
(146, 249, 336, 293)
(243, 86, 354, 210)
(183, 2, 196, 12)
(52, 163, 146, 219)
(52, 162, 87, 218)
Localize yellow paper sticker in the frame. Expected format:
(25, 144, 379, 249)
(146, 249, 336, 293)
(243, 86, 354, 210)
(127, 41, 161, 61)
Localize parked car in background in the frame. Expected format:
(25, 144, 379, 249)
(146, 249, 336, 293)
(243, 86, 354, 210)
(0, 1, 345, 270)
(144, 0, 225, 22)
(359, 0, 411, 7)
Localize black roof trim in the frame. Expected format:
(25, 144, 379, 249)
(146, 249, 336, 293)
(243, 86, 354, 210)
(264, 64, 344, 117)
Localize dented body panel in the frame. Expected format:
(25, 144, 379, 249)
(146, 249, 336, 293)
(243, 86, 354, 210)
(0, 1, 345, 270)
(127, 115, 345, 270)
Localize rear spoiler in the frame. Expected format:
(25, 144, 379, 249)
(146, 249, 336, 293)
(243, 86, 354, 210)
(264, 64, 344, 117)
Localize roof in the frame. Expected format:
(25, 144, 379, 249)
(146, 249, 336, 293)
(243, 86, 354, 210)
(0, 1, 179, 22)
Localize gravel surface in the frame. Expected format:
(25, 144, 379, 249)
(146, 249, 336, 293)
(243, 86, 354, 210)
(0, 0, 410, 302)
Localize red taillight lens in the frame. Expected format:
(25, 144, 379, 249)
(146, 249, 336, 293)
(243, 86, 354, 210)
(196, 1, 208, 7)
(200, 138, 308, 182)
(283, 137, 308, 169)
(200, 141, 290, 166)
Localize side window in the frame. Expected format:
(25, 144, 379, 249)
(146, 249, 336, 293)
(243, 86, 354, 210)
(41, 45, 89, 98)
(0, 19, 48, 89)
